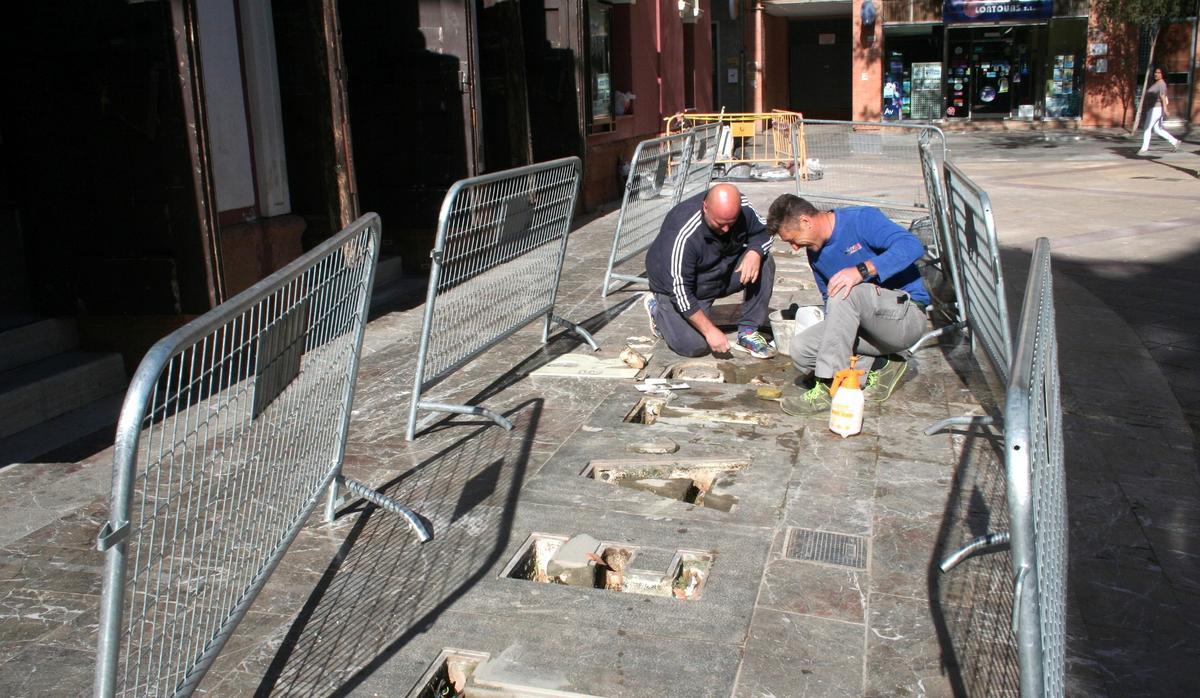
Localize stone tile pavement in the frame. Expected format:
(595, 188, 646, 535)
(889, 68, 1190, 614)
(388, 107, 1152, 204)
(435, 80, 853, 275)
(0, 131, 1197, 696)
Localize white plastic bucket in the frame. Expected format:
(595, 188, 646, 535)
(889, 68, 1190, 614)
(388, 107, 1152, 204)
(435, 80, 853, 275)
(769, 306, 824, 356)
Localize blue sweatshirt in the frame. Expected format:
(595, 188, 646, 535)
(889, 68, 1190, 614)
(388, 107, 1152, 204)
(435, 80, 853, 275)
(808, 207, 929, 305)
(646, 190, 772, 316)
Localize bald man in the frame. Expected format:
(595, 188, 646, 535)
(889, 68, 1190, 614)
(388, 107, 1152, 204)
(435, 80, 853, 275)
(643, 183, 776, 358)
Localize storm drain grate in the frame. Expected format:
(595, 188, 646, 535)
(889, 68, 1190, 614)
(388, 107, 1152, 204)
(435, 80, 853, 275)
(785, 528, 867, 569)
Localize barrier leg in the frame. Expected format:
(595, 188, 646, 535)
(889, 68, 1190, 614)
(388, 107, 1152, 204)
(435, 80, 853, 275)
(907, 320, 966, 353)
(418, 400, 515, 431)
(339, 476, 432, 542)
(938, 530, 1009, 573)
(548, 313, 600, 351)
(923, 414, 998, 435)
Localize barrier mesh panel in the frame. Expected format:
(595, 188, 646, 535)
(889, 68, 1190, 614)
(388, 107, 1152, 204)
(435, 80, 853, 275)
(944, 161, 1012, 382)
(100, 218, 380, 696)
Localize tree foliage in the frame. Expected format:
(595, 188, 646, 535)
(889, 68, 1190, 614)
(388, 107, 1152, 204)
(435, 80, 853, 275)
(1095, 0, 1194, 25)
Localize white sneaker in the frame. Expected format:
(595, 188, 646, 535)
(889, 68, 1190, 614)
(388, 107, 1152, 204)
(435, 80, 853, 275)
(1137, 149, 1149, 155)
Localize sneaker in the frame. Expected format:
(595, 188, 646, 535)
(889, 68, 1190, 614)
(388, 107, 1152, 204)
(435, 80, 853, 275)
(734, 329, 776, 359)
(863, 355, 909, 402)
(643, 293, 660, 337)
(1172, 141, 1181, 152)
(1136, 148, 1149, 155)
(780, 383, 832, 416)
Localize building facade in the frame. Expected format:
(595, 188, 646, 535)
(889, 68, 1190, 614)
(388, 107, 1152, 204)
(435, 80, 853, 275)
(753, 0, 1199, 127)
(0, 0, 718, 369)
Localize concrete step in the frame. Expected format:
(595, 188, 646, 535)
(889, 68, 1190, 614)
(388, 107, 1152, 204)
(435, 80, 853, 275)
(0, 391, 124, 467)
(0, 350, 127, 439)
(0, 318, 80, 373)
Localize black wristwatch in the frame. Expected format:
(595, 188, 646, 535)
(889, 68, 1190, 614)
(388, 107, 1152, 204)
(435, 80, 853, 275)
(856, 262, 871, 281)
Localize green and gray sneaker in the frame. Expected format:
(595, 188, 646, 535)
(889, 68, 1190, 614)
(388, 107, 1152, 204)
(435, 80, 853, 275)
(780, 383, 832, 416)
(863, 355, 909, 402)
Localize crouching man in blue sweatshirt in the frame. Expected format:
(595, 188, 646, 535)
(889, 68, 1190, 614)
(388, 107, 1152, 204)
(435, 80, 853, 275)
(644, 183, 777, 359)
(766, 194, 930, 416)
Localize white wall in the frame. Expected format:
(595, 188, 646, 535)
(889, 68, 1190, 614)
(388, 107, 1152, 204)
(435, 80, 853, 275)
(238, 0, 291, 217)
(197, 0, 257, 215)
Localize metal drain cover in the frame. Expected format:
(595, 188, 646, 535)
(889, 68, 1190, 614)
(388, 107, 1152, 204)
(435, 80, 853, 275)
(785, 528, 867, 569)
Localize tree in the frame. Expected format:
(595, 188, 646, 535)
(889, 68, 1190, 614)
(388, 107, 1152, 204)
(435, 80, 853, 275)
(1095, 0, 1195, 130)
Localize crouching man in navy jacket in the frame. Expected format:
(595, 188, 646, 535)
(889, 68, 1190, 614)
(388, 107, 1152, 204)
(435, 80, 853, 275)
(643, 183, 777, 359)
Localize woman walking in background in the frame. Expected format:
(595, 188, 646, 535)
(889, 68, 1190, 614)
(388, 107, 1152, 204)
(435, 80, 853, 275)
(1139, 67, 1181, 154)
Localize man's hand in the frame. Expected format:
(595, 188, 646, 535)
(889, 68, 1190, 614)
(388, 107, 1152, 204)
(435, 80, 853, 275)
(735, 250, 762, 285)
(828, 266, 867, 299)
(704, 326, 731, 354)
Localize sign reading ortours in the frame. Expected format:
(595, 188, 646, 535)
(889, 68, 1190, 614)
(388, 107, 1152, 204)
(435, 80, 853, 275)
(943, 0, 1051, 22)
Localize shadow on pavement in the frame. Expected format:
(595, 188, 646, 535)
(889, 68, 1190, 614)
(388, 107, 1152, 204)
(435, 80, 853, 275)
(255, 399, 543, 696)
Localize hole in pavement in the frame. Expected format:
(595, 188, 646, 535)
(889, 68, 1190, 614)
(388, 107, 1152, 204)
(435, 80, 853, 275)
(661, 359, 795, 386)
(583, 458, 749, 512)
(409, 648, 488, 698)
(624, 396, 770, 427)
(501, 533, 714, 600)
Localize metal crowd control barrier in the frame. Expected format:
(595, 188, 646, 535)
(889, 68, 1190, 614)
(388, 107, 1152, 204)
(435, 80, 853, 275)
(679, 122, 721, 202)
(94, 215, 430, 698)
(791, 119, 947, 224)
(923, 160, 1014, 436)
(407, 157, 596, 440)
(938, 239, 1066, 697)
(906, 135, 967, 353)
(665, 110, 803, 170)
(1005, 238, 1067, 697)
(601, 131, 695, 296)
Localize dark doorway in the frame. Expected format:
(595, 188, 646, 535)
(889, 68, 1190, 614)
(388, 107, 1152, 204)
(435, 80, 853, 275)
(273, 0, 356, 251)
(478, 0, 533, 172)
(336, 0, 478, 273)
(0, 1, 211, 318)
(788, 18, 853, 119)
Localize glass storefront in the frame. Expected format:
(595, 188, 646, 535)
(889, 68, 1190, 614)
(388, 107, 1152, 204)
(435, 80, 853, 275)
(946, 25, 1042, 119)
(883, 9, 1088, 120)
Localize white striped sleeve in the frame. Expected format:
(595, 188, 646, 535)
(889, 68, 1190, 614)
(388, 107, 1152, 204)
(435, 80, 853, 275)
(670, 211, 704, 313)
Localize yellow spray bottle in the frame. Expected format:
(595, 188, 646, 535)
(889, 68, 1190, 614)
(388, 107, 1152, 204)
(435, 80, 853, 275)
(829, 356, 866, 438)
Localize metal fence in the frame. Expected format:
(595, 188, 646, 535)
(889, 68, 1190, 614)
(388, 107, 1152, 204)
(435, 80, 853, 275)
(906, 134, 967, 353)
(679, 122, 721, 202)
(407, 157, 596, 440)
(1005, 238, 1067, 697)
(94, 215, 430, 698)
(601, 132, 695, 297)
(943, 159, 1013, 382)
(791, 119, 947, 224)
(664, 110, 803, 171)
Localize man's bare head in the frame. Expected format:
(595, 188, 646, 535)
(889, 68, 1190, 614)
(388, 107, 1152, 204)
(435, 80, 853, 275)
(702, 183, 742, 234)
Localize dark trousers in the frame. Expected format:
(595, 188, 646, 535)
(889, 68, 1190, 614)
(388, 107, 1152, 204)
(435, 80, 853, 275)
(652, 254, 776, 358)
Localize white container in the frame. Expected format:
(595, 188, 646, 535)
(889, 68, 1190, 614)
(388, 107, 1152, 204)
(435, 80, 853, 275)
(769, 306, 824, 356)
(828, 363, 865, 438)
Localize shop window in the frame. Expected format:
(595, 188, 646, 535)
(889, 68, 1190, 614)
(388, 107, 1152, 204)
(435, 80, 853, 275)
(587, 1, 613, 132)
(1043, 18, 1086, 118)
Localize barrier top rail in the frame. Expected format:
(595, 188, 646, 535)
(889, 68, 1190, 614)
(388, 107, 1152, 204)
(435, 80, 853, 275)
(1005, 238, 1067, 698)
(95, 215, 428, 697)
(943, 159, 1013, 383)
(407, 156, 595, 440)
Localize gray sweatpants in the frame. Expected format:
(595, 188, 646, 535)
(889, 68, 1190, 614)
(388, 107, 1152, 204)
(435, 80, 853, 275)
(789, 284, 927, 379)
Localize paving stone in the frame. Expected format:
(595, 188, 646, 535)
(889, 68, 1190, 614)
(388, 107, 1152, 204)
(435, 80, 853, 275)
(865, 592, 956, 697)
(758, 558, 867, 624)
(734, 608, 865, 698)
